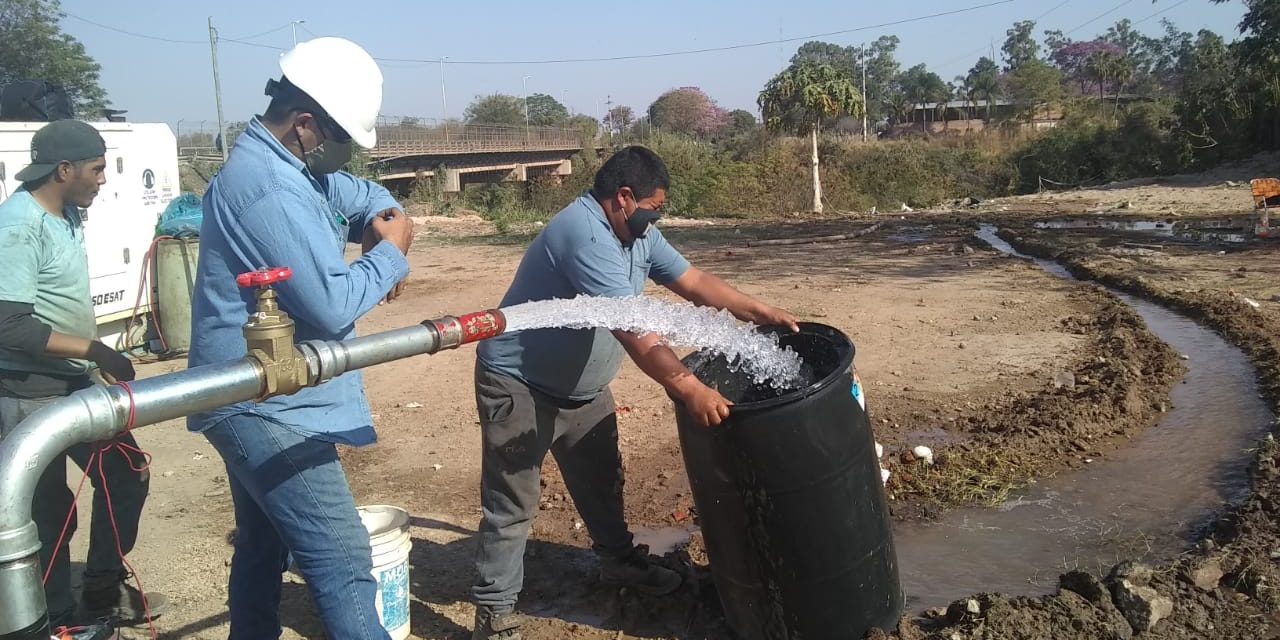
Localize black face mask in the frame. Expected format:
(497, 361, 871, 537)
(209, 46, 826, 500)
(625, 207, 661, 246)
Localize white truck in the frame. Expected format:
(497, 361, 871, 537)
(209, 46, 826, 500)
(0, 121, 180, 350)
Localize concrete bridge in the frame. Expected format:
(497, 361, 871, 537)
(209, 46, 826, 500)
(369, 121, 586, 193)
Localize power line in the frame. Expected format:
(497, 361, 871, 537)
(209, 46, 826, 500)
(1134, 0, 1191, 25)
(1064, 0, 1134, 36)
(224, 23, 293, 43)
(1034, 0, 1074, 21)
(69, 1, 1014, 67)
(935, 0, 1069, 76)
(63, 12, 203, 45)
(377, 0, 1016, 65)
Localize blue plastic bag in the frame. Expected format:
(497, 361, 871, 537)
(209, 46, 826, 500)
(157, 193, 202, 238)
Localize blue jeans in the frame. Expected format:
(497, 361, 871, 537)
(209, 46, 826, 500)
(203, 414, 388, 640)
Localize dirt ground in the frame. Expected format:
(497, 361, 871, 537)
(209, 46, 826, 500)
(58, 164, 1280, 639)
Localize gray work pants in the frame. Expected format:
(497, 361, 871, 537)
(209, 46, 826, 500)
(471, 363, 634, 610)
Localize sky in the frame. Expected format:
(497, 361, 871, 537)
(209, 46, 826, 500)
(59, 0, 1246, 133)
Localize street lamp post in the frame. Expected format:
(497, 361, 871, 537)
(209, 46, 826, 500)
(522, 75, 532, 146)
(440, 57, 450, 143)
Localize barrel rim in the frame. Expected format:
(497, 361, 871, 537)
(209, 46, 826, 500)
(674, 321, 855, 412)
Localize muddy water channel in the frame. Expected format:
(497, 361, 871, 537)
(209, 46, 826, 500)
(892, 226, 1274, 610)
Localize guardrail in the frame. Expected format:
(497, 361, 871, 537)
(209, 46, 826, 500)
(370, 124, 584, 156)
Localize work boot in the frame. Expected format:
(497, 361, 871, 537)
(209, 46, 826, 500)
(472, 606, 524, 640)
(80, 574, 168, 626)
(599, 543, 682, 595)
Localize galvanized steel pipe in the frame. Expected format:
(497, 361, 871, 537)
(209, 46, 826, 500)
(0, 309, 504, 638)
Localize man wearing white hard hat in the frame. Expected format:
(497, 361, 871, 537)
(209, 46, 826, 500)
(186, 37, 415, 639)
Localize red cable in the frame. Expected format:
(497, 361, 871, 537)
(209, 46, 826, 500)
(41, 382, 155, 639)
(120, 236, 172, 354)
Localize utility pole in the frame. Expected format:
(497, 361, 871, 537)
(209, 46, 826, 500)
(605, 95, 613, 141)
(860, 45, 868, 143)
(208, 17, 229, 162)
(440, 57, 449, 143)
(522, 75, 532, 145)
(292, 20, 305, 46)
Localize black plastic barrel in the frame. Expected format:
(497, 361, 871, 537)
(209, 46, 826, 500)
(674, 322, 902, 639)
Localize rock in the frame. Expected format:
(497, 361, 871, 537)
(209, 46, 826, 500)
(1185, 558, 1224, 591)
(965, 598, 982, 615)
(875, 442, 884, 459)
(1119, 200, 1133, 209)
(962, 244, 975, 254)
(404, 402, 424, 409)
(1112, 579, 1174, 633)
(1052, 371, 1077, 390)
(880, 468, 891, 485)
(900, 203, 913, 212)
(912, 445, 935, 466)
(1060, 570, 1109, 605)
(1109, 561, 1155, 586)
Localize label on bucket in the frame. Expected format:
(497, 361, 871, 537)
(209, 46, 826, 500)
(378, 562, 410, 630)
(851, 372, 866, 411)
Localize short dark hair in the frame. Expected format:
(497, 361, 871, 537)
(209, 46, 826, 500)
(22, 158, 96, 191)
(262, 77, 326, 125)
(590, 146, 670, 201)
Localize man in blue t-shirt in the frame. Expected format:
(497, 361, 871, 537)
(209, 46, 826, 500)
(471, 146, 797, 639)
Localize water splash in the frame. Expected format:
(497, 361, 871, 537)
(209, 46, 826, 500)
(500, 295, 805, 389)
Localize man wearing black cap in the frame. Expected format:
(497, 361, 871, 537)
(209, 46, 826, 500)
(0, 119, 167, 628)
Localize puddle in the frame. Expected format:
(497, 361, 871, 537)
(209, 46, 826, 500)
(892, 225, 1274, 608)
(1034, 217, 1253, 244)
(887, 226, 935, 244)
(633, 526, 697, 556)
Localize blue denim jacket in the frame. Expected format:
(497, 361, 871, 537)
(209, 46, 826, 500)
(186, 118, 409, 446)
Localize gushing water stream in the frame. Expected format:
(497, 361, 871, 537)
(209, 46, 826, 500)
(500, 295, 807, 389)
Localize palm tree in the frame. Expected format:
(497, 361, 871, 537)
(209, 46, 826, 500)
(966, 57, 1002, 122)
(759, 61, 863, 213)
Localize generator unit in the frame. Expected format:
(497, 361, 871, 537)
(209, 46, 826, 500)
(0, 122, 180, 350)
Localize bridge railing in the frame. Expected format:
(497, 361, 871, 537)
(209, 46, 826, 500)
(371, 122, 585, 156)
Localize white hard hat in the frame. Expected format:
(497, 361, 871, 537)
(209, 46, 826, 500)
(278, 37, 382, 148)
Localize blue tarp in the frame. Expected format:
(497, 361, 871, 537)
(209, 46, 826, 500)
(157, 193, 202, 238)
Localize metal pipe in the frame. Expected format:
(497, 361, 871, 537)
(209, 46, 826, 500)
(0, 310, 504, 636)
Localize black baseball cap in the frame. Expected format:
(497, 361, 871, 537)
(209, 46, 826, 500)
(15, 120, 107, 182)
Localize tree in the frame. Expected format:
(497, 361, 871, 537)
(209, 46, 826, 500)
(724, 109, 758, 136)
(1051, 40, 1124, 95)
(464, 94, 525, 126)
(0, 0, 108, 116)
(1006, 59, 1063, 122)
(855, 35, 902, 125)
(965, 57, 1002, 121)
(758, 62, 862, 213)
(525, 93, 569, 126)
(604, 105, 634, 134)
(1175, 30, 1244, 153)
(898, 64, 948, 125)
(399, 116, 421, 128)
(1212, 0, 1280, 145)
(648, 87, 728, 137)
(1002, 20, 1040, 72)
(791, 41, 857, 73)
(566, 114, 599, 144)
(1084, 50, 1134, 101)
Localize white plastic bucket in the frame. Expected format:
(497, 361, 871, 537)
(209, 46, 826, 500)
(357, 505, 412, 640)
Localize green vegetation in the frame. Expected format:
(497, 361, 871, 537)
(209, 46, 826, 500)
(0, 0, 108, 116)
(424, 7, 1279, 228)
